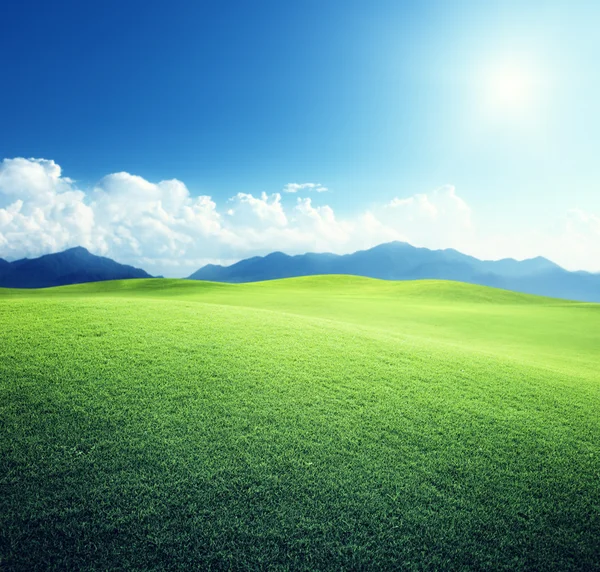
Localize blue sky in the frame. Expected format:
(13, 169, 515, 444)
(1, 0, 599, 276)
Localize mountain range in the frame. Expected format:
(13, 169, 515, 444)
(0, 242, 598, 301)
(0, 247, 151, 288)
(189, 241, 600, 302)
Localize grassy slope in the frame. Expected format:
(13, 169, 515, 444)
(1, 277, 599, 570)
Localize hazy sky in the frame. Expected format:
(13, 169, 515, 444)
(1, 0, 599, 276)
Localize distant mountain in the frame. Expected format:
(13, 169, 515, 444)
(0, 247, 152, 288)
(189, 241, 600, 302)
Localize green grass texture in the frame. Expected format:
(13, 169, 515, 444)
(1, 277, 599, 570)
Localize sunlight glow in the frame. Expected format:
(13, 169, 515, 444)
(490, 67, 532, 107)
(469, 53, 552, 133)
(485, 64, 535, 113)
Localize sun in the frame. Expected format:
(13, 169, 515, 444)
(470, 51, 552, 133)
(491, 68, 531, 106)
(482, 62, 537, 115)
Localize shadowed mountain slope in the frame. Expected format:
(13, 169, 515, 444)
(0, 247, 152, 288)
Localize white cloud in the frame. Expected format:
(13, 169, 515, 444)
(283, 182, 328, 193)
(540, 209, 600, 272)
(388, 185, 471, 223)
(0, 158, 95, 258)
(0, 157, 598, 275)
(377, 185, 474, 254)
(228, 192, 288, 227)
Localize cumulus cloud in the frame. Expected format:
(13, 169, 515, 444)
(542, 209, 600, 272)
(378, 185, 474, 253)
(0, 158, 227, 273)
(283, 182, 328, 193)
(228, 192, 288, 228)
(0, 158, 95, 257)
(0, 157, 598, 276)
(388, 185, 471, 223)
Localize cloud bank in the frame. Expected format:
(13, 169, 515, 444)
(0, 157, 598, 276)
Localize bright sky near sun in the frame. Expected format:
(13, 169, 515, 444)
(1, 0, 599, 276)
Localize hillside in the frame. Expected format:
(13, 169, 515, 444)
(0, 247, 152, 288)
(189, 241, 600, 302)
(1, 277, 599, 570)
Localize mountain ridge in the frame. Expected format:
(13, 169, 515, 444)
(2, 242, 598, 301)
(0, 247, 152, 288)
(188, 241, 599, 302)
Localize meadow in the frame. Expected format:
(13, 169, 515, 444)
(1, 276, 599, 570)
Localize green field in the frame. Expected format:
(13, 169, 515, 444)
(1, 277, 599, 570)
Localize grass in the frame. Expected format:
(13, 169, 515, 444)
(0, 276, 599, 570)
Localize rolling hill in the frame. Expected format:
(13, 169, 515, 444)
(1, 277, 598, 570)
(0, 246, 152, 288)
(189, 241, 600, 302)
